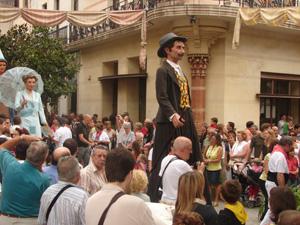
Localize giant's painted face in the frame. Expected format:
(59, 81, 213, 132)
(0, 61, 7, 75)
(25, 78, 36, 91)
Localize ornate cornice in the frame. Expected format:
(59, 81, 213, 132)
(188, 54, 209, 77)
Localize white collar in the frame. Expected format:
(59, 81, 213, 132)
(194, 198, 207, 205)
(166, 59, 181, 70)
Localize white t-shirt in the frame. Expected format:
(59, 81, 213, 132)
(159, 155, 192, 203)
(53, 126, 72, 147)
(231, 141, 248, 156)
(148, 148, 153, 161)
(268, 151, 289, 174)
(92, 130, 110, 143)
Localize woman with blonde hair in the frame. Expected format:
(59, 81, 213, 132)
(175, 171, 218, 225)
(129, 169, 150, 202)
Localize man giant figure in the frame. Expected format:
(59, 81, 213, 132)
(148, 33, 208, 202)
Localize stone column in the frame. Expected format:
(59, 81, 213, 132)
(188, 54, 209, 132)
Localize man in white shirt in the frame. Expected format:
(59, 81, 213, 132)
(260, 136, 293, 225)
(85, 147, 155, 225)
(159, 136, 204, 204)
(53, 117, 72, 148)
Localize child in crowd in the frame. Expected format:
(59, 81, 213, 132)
(134, 122, 144, 146)
(137, 153, 147, 172)
(218, 180, 248, 225)
(248, 158, 263, 201)
(287, 149, 299, 185)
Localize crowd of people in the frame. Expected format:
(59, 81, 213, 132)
(0, 110, 300, 225)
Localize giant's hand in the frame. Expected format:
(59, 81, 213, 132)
(172, 113, 184, 128)
(20, 95, 28, 108)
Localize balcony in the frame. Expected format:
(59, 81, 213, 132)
(49, 0, 299, 48)
(0, 0, 17, 7)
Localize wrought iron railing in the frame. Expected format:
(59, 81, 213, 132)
(49, 0, 298, 45)
(49, 26, 69, 44)
(0, 0, 16, 7)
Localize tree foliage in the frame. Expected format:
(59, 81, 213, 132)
(0, 24, 80, 107)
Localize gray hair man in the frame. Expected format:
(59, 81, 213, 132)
(80, 145, 108, 195)
(38, 156, 88, 225)
(0, 137, 50, 224)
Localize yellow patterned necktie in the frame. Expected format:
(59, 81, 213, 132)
(174, 70, 190, 109)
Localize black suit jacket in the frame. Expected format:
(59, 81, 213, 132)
(155, 60, 191, 123)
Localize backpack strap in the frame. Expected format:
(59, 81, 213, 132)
(98, 191, 125, 225)
(46, 184, 73, 222)
(160, 156, 178, 189)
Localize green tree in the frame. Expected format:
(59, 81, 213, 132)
(0, 24, 80, 109)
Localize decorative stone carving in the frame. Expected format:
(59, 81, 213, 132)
(188, 54, 209, 77)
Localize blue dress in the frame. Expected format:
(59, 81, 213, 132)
(15, 90, 46, 137)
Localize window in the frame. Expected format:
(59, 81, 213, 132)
(274, 80, 289, 95)
(54, 0, 59, 10)
(259, 72, 300, 125)
(260, 79, 272, 94)
(260, 78, 300, 96)
(24, 0, 28, 8)
(42, 3, 47, 9)
(73, 0, 78, 10)
(14, 0, 19, 7)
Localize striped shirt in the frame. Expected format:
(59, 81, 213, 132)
(37, 181, 88, 225)
(80, 160, 107, 195)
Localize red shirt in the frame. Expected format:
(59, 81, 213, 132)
(287, 155, 298, 179)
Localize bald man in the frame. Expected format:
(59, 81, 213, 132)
(76, 114, 94, 167)
(158, 136, 204, 204)
(43, 147, 71, 184)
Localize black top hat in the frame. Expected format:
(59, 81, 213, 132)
(157, 32, 187, 58)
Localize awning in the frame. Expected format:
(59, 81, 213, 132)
(98, 73, 147, 81)
(256, 94, 300, 99)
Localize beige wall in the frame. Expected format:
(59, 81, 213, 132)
(78, 33, 144, 121)
(205, 38, 226, 126)
(77, 17, 300, 128)
(221, 26, 300, 129)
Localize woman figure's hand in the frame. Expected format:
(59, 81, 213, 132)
(21, 96, 28, 108)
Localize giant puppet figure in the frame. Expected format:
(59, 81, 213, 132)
(0, 50, 7, 75)
(0, 49, 10, 117)
(15, 74, 47, 137)
(0, 50, 47, 137)
(148, 33, 211, 203)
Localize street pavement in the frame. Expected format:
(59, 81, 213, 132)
(215, 202, 260, 225)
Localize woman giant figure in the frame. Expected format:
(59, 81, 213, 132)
(15, 74, 47, 137)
